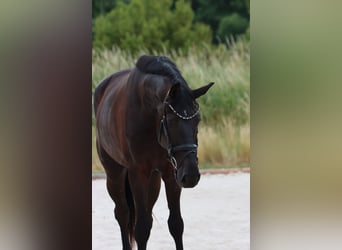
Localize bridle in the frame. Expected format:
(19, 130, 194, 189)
(158, 101, 200, 172)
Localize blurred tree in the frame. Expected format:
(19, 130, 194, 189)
(92, 0, 131, 18)
(93, 0, 212, 53)
(217, 13, 249, 41)
(92, 0, 117, 18)
(192, 0, 249, 42)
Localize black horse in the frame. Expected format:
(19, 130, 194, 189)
(94, 55, 214, 250)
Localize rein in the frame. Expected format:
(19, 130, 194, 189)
(158, 102, 199, 172)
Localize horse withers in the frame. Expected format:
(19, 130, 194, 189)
(94, 55, 214, 250)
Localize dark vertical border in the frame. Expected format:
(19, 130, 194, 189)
(0, 1, 92, 250)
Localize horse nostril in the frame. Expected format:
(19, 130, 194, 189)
(181, 175, 187, 184)
(181, 174, 200, 188)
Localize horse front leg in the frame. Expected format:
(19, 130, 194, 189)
(109, 179, 132, 250)
(162, 170, 184, 250)
(97, 143, 132, 250)
(128, 169, 153, 250)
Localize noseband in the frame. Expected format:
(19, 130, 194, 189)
(158, 102, 199, 172)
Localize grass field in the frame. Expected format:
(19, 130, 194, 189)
(92, 39, 249, 172)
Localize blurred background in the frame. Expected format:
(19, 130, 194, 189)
(91, 0, 250, 172)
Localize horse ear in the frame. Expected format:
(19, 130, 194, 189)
(168, 82, 181, 99)
(192, 82, 214, 99)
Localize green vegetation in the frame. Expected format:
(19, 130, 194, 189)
(192, 0, 250, 43)
(92, 39, 249, 170)
(217, 13, 249, 41)
(93, 0, 211, 53)
(92, 0, 250, 51)
(92, 127, 103, 173)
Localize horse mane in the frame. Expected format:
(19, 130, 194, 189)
(134, 55, 197, 115)
(136, 55, 187, 87)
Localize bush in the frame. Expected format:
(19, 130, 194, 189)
(217, 13, 249, 40)
(93, 0, 212, 53)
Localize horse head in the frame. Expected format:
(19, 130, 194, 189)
(158, 81, 214, 188)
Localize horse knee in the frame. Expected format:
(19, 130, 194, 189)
(168, 213, 184, 237)
(136, 215, 152, 233)
(114, 205, 129, 223)
(135, 215, 152, 245)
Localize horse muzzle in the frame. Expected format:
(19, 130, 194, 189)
(180, 171, 201, 188)
(174, 152, 201, 188)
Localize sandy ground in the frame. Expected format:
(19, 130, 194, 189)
(92, 173, 250, 250)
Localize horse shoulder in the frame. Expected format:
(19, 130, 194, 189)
(95, 69, 132, 167)
(94, 69, 131, 115)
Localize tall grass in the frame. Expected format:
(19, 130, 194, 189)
(92, 39, 249, 169)
(198, 119, 250, 167)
